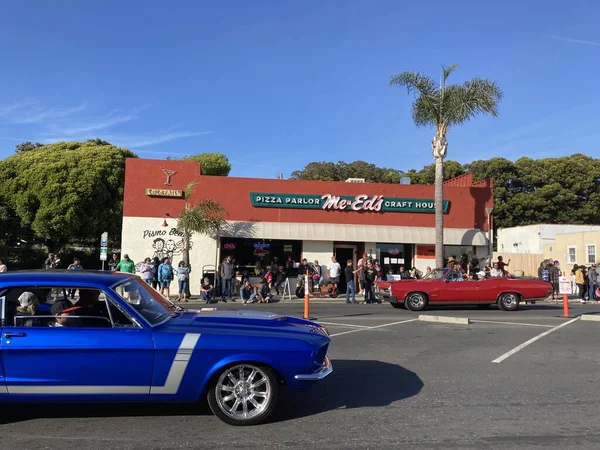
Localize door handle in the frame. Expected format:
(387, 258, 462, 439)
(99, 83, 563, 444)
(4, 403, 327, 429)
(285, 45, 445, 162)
(4, 332, 27, 338)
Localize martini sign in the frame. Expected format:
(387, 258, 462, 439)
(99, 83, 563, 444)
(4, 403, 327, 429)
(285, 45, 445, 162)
(250, 193, 449, 214)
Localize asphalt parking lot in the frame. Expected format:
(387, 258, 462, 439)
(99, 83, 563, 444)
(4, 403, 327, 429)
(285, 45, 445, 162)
(1, 301, 600, 450)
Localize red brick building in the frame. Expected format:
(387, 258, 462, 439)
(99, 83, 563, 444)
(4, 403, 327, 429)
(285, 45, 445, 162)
(122, 158, 493, 293)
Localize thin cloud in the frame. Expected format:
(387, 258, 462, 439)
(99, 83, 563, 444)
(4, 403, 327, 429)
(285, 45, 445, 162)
(57, 115, 137, 135)
(543, 34, 600, 47)
(6, 103, 87, 124)
(94, 130, 212, 148)
(0, 100, 38, 116)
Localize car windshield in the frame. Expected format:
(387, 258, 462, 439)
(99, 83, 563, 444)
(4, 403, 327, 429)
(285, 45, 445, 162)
(424, 268, 450, 280)
(112, 278, 177, 325)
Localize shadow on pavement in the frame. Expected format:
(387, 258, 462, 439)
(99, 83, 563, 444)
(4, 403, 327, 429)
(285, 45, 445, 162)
(0, 360, 422, 426)
(0, 401, 211, 425)
(274, 359, 423, 423)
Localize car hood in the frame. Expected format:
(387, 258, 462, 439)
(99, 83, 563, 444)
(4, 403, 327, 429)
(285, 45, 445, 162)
(157, 308, 329, 339)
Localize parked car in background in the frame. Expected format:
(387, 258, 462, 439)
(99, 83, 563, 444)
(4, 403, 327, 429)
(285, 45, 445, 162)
(0, 271, 332, 426)
(376, 268, 552, 311)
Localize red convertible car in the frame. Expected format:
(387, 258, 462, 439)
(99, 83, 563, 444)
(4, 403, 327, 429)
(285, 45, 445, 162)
(376, 268, 552, 311)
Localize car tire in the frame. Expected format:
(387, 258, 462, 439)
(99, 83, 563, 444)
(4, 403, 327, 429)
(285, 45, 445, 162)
(405, 292, 428, 311)
(207, 363, 279, 426)
(498, 293, 520, 311)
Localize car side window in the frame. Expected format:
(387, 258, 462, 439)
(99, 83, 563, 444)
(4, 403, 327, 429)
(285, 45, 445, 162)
(0, 286, 111, 328)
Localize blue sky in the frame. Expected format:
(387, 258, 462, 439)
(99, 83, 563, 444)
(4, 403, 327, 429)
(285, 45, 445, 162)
(0, 0, 598, 178)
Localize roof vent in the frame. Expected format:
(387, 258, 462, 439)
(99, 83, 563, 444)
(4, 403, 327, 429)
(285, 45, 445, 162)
(345, 178, 365, 183)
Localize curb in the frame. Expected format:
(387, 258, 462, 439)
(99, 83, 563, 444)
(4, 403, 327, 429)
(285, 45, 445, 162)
(418, 315, 470, 325)
(580, 314, 600, 322)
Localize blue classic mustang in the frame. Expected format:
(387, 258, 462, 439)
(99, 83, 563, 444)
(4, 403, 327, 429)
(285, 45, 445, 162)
(0, 271, 332, 425)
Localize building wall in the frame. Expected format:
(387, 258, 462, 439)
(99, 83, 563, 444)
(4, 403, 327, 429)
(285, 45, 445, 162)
(123, 159, 493, 232)
(302, 240, 334, 269)
(498, 224, 600, 254)
(554, 231, 600, 268)
(121, 216, 217, 294)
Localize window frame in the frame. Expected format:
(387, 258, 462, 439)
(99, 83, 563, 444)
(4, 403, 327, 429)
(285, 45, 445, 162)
(567, 246, 577, 265)
(586, 244, 597, 265)
(0, 285, 142, 329)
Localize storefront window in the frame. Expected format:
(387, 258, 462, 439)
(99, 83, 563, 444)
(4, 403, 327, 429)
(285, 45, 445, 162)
(376, 243, 412, 275)
(219, 238, 302, 276)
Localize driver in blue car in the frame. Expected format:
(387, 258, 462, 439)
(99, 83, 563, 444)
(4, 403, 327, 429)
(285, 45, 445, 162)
(58, 289, 110, 327)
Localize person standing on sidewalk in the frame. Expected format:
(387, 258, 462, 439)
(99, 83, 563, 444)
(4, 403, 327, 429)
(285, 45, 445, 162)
(176, 261, 191, 302)
(363, 261, 378, 304)
(575, 264, 586, 304)
(139, 258, 155, 285)
(549, 261, 561, 300)
(327, 256, 342, 295)
(108, 254, 119, 272)
(220, 256, 235, 302)
(67, 257, 84, 299)
(588, 264, 598, 301)
(344, 259, 359, 304)
(158, 257, 175, 299)
(115, 254, 136, 274)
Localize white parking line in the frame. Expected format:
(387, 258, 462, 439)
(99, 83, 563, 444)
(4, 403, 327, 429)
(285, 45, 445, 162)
(317, 321, 371, 329)
(492, 317, 579, 363)
(330, 319, 418, 337)
(471, 320, 555, 328)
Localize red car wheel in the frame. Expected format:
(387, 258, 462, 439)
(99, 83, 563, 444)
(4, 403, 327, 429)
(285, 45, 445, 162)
(405, 292, 428, 311)
(498, 292, 520, 311)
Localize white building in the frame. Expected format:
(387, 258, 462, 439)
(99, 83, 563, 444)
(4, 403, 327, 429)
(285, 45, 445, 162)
(497, 224, 600, 255)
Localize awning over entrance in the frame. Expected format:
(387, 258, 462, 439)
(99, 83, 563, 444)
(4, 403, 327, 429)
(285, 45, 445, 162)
(220, 221, 488, 246)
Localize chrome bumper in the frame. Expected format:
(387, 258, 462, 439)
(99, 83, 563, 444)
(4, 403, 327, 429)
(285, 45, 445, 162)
(294, 357, 333, 381)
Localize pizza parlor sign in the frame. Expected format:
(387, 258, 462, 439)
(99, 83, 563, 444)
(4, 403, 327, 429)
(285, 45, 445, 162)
(250, 193, 449, 214)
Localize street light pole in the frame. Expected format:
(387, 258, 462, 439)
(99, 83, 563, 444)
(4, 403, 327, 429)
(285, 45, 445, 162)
(485, 207, 494, 265)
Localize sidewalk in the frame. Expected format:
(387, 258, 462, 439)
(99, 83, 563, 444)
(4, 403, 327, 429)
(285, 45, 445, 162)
(169, 293, 599, 306)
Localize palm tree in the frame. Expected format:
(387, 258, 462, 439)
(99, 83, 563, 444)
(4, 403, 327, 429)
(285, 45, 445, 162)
(390, 64, 502, 268)
(177, 182, 227, 267)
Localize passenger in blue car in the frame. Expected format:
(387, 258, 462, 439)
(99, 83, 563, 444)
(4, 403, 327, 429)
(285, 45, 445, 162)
(14, 292, 46, 327)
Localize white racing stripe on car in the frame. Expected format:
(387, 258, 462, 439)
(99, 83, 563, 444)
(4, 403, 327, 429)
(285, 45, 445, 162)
(150, 333, 200, 395)
(6, 333, 201, 395)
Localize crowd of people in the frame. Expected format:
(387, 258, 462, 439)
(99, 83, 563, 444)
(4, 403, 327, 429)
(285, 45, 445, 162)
(5, 250, 598, 306)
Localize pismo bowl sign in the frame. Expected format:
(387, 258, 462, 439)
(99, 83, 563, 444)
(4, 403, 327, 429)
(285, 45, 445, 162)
(250, 193, 449, 213)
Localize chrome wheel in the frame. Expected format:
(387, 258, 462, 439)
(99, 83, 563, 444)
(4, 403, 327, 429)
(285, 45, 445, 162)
(214, 364, 272, 421)
(406, 292, 427, 311)
(499, 293, 519, 311)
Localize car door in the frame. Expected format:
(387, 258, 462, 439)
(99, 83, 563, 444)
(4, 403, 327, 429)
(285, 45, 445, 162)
(437, 274, 482, 304)
(0, 291, 155, 402)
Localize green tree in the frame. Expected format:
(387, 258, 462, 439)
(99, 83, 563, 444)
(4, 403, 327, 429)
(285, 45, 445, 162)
(405, 160, 465, 185)
(177, 182, 227, 267)
(467, 154, 600, 229)
(290, 160, 404, 183)
(15, 141, 44, 153)
(183, 153, 231, 176)
(390, 64, 502, 268)
(0, 141, 137, 252)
